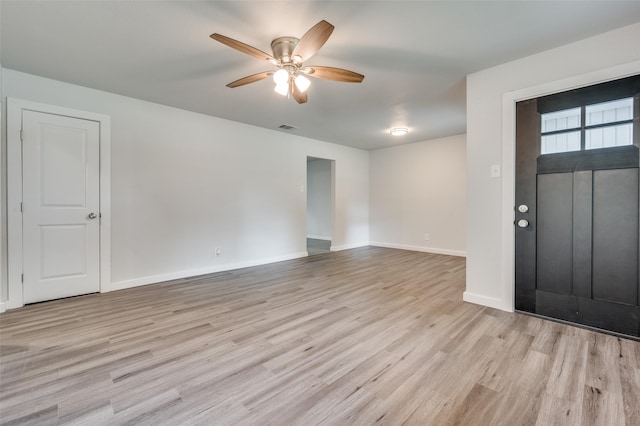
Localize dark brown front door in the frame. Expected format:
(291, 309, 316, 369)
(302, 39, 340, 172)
(515, 75, 640, 337)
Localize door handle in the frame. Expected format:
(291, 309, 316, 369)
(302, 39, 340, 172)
(87, 212, 97, 220)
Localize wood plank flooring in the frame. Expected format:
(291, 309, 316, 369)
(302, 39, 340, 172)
(1, 246, 639, 425)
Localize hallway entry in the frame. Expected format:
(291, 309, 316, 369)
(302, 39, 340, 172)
(306, 157, 334, 255)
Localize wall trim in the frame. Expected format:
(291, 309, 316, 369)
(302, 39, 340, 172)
(370, 242, 466, 257)
(463, 291, 510, 312)
(0, 303, 6, 314)
(110, 251, 308, 292)
(330, 242, 369, 252)
(500, 60, 640, 313)
(6, 98, 112, 309)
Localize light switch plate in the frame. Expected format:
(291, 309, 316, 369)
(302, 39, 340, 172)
(490, 164, 501, 178)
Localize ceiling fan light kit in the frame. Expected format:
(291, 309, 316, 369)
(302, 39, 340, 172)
(295, 75, 311, 93)
(210, 20, 364, 104)
(274, 82, 289, 96)
(273, 69, 289, 85)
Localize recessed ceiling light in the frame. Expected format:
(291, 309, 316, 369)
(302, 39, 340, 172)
(390, 127, 408, 136)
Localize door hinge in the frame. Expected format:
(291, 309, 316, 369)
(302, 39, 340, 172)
(20, 128, 24, 142)
(20, 202, 23, 213)
(21, 273, 24, 283)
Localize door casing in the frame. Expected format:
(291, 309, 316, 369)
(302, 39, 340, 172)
(7, 98, 112, 309)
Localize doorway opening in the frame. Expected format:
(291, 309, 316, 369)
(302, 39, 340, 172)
(306, 157, 335, 255)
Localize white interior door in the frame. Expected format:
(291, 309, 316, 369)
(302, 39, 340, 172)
(22, 110, 101, 303)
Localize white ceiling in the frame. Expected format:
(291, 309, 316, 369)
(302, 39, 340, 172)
(2, 1, 640, 150)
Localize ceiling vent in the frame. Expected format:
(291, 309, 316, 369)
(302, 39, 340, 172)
(278, 124, 296, 130)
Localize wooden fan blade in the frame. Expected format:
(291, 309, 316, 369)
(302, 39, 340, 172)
(210, 33, 276, 62)
(226, 71, 272, 88)
(291, 20, 334, 62)
(292, 83, 308, 104)
(306, 66, 364, 83)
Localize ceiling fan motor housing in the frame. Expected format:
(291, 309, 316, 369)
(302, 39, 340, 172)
(271, 37, 300, 64)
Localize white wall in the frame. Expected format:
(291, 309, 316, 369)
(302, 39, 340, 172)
(306, 158, 333, 240)
(466, 22, 640, 311)
(369, 134, 466, 257)
(1, 69, 369, 304)
(0, 1, 4, 311)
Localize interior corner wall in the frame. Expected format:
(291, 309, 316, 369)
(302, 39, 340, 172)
(306, 159, 333, 241)
(0, 68, 369, 303)
(369, 134, 466, 257)
(466, 21, 640, 312)
(0, 0, 4, 312)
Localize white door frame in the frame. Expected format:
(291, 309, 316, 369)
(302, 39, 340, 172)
(7, 98, 111, 309)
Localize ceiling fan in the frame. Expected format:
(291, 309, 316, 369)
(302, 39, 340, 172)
(210, 20, 364, 104)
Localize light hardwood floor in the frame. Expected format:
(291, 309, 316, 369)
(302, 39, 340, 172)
(1, 247, 639, 425)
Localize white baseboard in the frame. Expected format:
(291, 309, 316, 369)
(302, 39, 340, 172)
(369, 242, 466, 257)
(330, 241, 369, 252)
(306, 235, 331, 241)
(463, 291, 512, 312)
(110, 251, 309, 292)
(0, 303, 5, 313)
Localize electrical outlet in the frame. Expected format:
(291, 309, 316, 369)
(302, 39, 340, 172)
(424, 233, 430, 241)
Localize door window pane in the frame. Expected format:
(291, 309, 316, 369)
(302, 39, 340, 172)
(540, 95, 635, 155)
(586, 98, 633, 126)
(586, 123, 633, 149)
(541, 131, 581, 154)
(541, 108, 581, 133)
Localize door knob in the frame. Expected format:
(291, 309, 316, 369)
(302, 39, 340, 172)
(87, 212, 97, 220)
